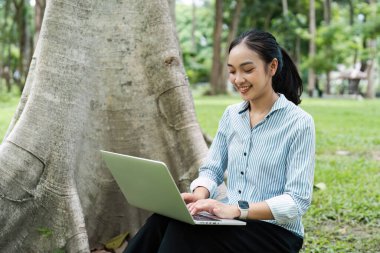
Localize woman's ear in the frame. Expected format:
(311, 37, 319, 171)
(269, 58, 278, 76)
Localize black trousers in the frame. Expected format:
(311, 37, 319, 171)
(124, 214, 303, 253)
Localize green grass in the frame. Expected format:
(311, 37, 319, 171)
(0, 93, 19, 141)
(194, 96, 380, 253)
(1, 93, 379, 252)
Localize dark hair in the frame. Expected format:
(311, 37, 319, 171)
(229, 29, 302, 105)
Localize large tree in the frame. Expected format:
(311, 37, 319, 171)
(0, 0, 210, 252)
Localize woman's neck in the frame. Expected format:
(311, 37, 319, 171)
(249, 90, 279, 115)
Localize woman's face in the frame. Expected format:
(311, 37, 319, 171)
(227, 43, 277, 102)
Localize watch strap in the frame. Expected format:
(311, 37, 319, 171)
(238, 200, 249, 219)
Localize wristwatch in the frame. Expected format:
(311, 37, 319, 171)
(238, 200, 249, 220)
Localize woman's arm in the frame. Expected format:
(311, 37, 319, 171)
(186, 199, 274, 220)
(265, 114, 316, 224)
(182, 186, 210, 204)
(189, 108, 231, 199)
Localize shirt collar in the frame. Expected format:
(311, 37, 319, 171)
(238, 93, 288, 115)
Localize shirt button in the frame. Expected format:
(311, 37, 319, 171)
(238, 190, 241, 194)
(243, 152, 247, 156)
(241, 171, 244, 175)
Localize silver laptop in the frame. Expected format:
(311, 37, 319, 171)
(101, 150, 246, 226)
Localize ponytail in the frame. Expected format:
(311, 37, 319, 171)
(229, 29, 303, 105)
(272, 48, 303, 105)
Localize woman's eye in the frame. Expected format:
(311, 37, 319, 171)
(244, 68, 254, 73)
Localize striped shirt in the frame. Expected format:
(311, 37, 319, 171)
(190, 94, 315, 237)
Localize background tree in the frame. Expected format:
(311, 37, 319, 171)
(33, 0, 46, 49)
(219, 0, 243, 93)
(175, 0, 379, 98)
(364, 0, 378, 98)
(209, 0, 243, 95)
(323, 0, 332, 94)
(0, 0, 34, 93)
(209, 0, 223, 95)
(308, 0, 317, 97)
(176, 1, 214, 85)
(0, 0, 209, 251)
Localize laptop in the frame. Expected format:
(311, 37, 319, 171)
(101, 150, 246, 226)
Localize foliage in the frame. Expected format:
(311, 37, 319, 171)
(194, 95, 380, 252)
(176, 0, 236, 85)
(308, 0, 380, 77)
(176, 2, 214, 84)
(175, 0, 380, 96)
(0, 0, 35, 92)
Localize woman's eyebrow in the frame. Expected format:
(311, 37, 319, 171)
(227, 61, 254, 67)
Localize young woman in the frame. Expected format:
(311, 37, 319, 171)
(123, 29, 315, 253)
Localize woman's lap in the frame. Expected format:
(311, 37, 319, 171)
(125, 214, 303, 253)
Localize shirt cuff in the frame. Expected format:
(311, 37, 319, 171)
(265, 194, 299, 224)
(190, 177, 218, 199)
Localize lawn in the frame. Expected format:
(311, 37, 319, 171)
(194, 95, 380, 253)
(0, 94, 19, 141)
(1, 94, 379, 252)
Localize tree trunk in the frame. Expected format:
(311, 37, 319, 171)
(191, 0, 197, 52)
(295, 35, 301, 70)
(365, 62, 374, 98)
(210, 0, 223, 95)
(323, 0, 331, 95)
(365, 0, 376, 99)
(0, 1, 208, 252)
(282, 0, 288, 16)
(219, 0, 242, 94)
(167, 0, 176, 24)
(34, 0, 46, 50)
(264, 11, 273, 31)
(13, 0, 27, 86)
(1, 0, 10, 64)
(307, 0, 316, 97)
(347, 0, 354, 26)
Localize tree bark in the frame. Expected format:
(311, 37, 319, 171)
(324, 0, 331, 95)
(0, 0, 208, 252)
(34, 0, 46, 50)
(219, 0, 243, 93)
(295, 36, 301, 70)
(191, 0, 197, 52)
(210, 0, 223, 95)
(167, 0, 176, 24)
(365, 0, 376, 99)
(307, 0, 316, 97)
(13, 0, 27, 87)
(282, 0, 288, 16)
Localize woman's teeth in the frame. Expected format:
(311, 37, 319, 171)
(239, 85, 251, 93)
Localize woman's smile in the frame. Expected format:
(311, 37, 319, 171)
(236, 84, 253, 94)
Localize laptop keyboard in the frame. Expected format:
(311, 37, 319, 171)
(192, 214, 221, 221)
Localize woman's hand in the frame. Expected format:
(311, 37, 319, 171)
(181, 186, 210, 204)
(187, 199, 240, 219)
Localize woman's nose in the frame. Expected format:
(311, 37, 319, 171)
(234, 73, 245, 86)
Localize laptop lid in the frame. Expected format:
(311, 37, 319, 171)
(101, 150, 246, 226)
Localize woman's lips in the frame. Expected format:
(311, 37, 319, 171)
(238, 85, 252, 94)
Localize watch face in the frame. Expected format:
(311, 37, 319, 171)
(238, 200, 249, 209)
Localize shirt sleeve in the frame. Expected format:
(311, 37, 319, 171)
(265, 114, 315, 224)
(190, 107, 230, 199)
